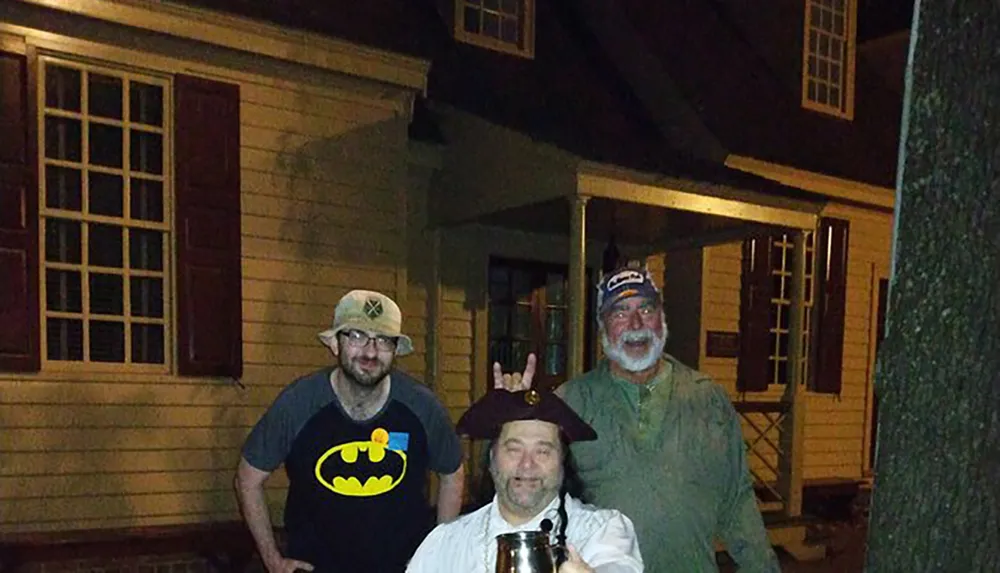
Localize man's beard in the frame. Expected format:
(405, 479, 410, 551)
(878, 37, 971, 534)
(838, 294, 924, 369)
(490, 460, 562, 519)
(600, 319, 668, 372)
(338, 352, 392, 388)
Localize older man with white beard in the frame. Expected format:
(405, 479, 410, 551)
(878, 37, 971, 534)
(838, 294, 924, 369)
(495, 265, 779, 572)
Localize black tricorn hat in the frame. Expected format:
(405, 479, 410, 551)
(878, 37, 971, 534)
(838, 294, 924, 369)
(457, 389, 598, 443)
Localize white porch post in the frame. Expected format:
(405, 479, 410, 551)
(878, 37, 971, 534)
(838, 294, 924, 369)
(568, 195, 589, 380)
(780, 229, 808, 519)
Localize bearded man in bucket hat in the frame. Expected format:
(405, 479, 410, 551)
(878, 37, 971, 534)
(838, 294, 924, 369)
(495, 265, 779, 572)
(235, 290, 464, 573)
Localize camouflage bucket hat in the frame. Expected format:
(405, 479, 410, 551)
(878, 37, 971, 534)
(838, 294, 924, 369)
(318, 290, 413, 356)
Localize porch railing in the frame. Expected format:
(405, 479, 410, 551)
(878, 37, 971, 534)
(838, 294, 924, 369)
(734, 401, 792, 515)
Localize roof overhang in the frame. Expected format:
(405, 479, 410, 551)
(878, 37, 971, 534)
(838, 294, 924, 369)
(444, 161, 824, 253)
(578, 161, 821, 231)
(9, 0, 431, 91)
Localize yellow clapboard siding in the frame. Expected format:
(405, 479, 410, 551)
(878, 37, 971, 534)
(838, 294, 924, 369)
(241, 168, 397, 207)
(242, 259, 398, 292)
(0, 469, 289, 500)
(0, 379, 257, 407)
(394, 355, 426, 378)
(241, 116, 394, 152)
(442, 285, 470, 303)
(241, 148, 402, 192)
(805, 437, 864, 454)
(807, 396, 867, 412)
(243, 300, 342, 329)
(3, 511, 249, 534)
(441, 390, 472, 409)
(241, 364, 332, 388)
(441, 319, 473, 339)
(242, 278, 349, 306)
(0, 449, 241, 477)
(803, 466, 864, 481)
(242, 193, 400, 231)
(442, 300, 471, 319)
(439, 372, 472, 393)
(0, 404, 260, 429)
(0, 427, 251, 453)
(805, 451, 863, 468)
(243, 237, 398, 270)
(804, 424, 866, 440)
(243, 343, 331, 368)
(0, 491, 243, 525)
(241, 219, 401, 258)
(241, 215, 400, 255)
(805, 409, 869, 426)
(441, 354, 473, 374)
(239, 81, 399, 119)
(704, 285, 739, 305)
(240, 101, 390, 139)
(406, 317, 428, 337)
(244, 321, 330, 344)
(440, 337, 472, 355)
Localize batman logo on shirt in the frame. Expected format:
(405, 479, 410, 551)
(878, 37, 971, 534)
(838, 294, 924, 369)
(314, 427, 408, 497)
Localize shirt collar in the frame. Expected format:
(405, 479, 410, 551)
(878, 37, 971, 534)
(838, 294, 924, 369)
(602, 356, 672, 391)
(487, 494, 562, 535)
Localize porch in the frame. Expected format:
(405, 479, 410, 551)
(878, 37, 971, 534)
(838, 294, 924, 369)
(427, 150, 830, 558)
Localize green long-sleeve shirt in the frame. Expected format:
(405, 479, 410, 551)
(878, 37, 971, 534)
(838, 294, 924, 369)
(558, 355, 780, 572)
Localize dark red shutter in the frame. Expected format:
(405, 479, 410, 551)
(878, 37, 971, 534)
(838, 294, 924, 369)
(0, 50, 40, 372)
(737, 233, 773, 392)
(813, 217, 850, 394)
(174, 75, 242, 378)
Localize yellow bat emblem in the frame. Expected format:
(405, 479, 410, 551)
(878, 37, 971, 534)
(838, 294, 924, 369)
(314, 428, 408, 497)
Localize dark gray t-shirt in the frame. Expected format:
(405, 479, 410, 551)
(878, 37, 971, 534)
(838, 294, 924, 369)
(242, 368, 462, 572)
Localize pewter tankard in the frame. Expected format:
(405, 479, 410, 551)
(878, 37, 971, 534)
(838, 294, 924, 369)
(494, 530, 557, 573)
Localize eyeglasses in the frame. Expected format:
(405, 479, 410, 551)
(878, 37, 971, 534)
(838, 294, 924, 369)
(340, 329, 398, 352)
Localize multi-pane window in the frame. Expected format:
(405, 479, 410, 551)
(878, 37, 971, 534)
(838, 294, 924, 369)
(488, 260, 584, 392)
(455, 0, 535, 58)
(767, 232, 815, 385)
(39, 58, 170, 368)
(803, 0, 855, 118)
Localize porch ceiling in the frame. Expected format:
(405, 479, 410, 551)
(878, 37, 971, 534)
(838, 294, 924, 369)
(471, 164, 824, 249)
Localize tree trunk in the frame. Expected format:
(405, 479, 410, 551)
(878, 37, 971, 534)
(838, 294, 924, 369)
(866, 0, 1000, 571)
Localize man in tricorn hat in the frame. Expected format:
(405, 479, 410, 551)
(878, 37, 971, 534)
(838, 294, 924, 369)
(406, 388, 643, 572)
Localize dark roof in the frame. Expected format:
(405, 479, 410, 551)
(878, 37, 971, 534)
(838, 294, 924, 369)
(167, 0, 880, 195)
(609, 0, 905, 187)
(417, 0, 823, 199)
(167, 0, 443, 59)
(422, 0, 671, 173)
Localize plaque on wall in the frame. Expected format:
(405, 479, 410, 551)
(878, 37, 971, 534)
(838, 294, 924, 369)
(705, 330, 739, 358)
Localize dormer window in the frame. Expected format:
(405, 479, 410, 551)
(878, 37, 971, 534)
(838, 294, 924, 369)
(454, 0, 535, 58)
(802, 0, 856, 119)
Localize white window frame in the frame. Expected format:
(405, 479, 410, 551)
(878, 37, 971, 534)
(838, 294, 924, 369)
(454, 0, 536, 59)
(801, 0, 857, 119)
(767, 232, 816, 386)
(37, 54, 174, 374)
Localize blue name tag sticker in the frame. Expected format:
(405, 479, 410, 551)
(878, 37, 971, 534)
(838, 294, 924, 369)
(387, 432, 409, 452)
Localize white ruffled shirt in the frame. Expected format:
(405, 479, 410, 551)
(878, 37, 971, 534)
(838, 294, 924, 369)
(407, 495, 644, 572)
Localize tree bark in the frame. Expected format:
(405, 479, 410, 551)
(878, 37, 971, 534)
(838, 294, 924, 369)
(866, 0, 1000, 571)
